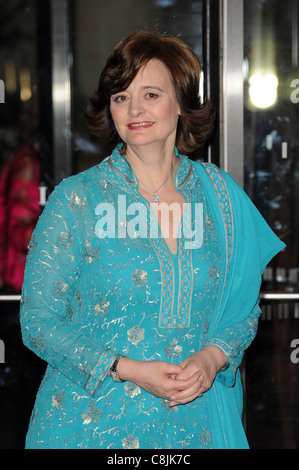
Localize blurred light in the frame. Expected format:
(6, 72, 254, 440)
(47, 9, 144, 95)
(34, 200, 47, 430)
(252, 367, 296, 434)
(154, 0, 173, 6)
(5, 59, 17, 94)
(199, 71, 204, 104)
(20, 67, 32, 101)
(53, 82, 71, 103)
(249, 73, 278, 109)
(243, 58, 249, 81)
(53, 85, 66, 102)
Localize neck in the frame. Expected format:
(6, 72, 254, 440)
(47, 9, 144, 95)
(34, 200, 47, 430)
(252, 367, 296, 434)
(124, 142, 178, 188)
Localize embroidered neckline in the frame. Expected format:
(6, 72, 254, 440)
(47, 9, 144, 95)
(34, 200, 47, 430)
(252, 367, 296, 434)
(98, 144, 198, 194)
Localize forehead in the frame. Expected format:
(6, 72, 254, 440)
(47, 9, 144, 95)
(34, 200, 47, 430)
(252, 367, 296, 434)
(131, 59, 173, 87)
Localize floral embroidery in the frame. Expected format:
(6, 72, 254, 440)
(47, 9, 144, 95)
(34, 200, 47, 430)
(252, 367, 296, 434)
(163, 339, 183, 359)
(94, 297, 111, 316)
(53, 280, 69, 297)
(124, 383, 141, 398)
(127, 326, 145, 345)
(131, 269, 148, 287)
(161, 399, 178, 413)
(199, 427, 212, 446)
(68, 191, 87, 211)
(58, 231, 74, 248)
(80, 401, 103, 425)
(122, 434, 140, 449)
(52, 391, 65, 409)
(83, 241, 101, 264)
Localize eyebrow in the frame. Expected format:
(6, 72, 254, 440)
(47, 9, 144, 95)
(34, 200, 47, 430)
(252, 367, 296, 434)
(142, 86, 165, 92)
(111, 85, 165, 96)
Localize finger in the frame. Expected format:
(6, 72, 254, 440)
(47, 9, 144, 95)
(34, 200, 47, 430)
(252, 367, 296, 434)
(169, 383, 207, 406)
(169, 400, 180, 407)
(169, 391, 198, 406)
(163, 372, 194, 396)
(166, 363, 183, 377)
(175, 370, 202, 387)
(170, 387, 197, 403)
(176, 367, 202, 381)
(170, 378, 205, 403)
(170, 373, 200, 392)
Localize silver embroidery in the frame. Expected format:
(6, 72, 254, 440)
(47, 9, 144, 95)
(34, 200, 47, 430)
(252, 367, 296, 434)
(122, 434, 140, 449)
(131, 269, 148, 287)
(68, 191, 87, 211)
(127, 326, 145, 346)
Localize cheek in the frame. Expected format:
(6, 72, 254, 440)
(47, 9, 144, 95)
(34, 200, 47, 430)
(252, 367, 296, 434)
(109, 104, 120, 125)
(157, 100, 180, 123)
(110, 109, 126, 141)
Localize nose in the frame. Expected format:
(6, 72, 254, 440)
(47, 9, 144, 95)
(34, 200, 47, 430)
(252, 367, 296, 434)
(129, 96, 144, 117)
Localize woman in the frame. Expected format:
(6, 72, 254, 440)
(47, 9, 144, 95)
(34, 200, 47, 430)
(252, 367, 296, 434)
(20, 31, 285, 449)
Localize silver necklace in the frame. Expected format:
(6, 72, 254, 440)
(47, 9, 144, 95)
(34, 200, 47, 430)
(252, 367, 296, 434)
(138, 172, 173, 203)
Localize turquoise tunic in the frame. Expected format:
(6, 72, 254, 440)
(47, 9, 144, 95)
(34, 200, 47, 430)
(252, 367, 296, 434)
(20, 146, 285, 449)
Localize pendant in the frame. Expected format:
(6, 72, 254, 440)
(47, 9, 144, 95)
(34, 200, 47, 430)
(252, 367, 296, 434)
(152, 193, 160, 203)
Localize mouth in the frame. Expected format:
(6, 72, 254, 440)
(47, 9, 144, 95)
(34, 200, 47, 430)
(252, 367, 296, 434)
(128, 121, 155, 130)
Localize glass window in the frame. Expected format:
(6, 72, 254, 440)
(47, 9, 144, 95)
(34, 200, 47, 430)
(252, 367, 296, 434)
(0, 0, 51, 450)
(0, 1, 43, 296)
(244, 0, 299, 449)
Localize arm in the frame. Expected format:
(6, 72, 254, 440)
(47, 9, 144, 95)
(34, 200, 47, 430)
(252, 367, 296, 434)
(205, 300, 261, 386)
(20, 181, 118, 398)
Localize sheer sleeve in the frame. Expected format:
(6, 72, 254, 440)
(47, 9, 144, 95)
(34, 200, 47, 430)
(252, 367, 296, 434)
(20, 180, 118, 398)
(206, 301, 261, 386)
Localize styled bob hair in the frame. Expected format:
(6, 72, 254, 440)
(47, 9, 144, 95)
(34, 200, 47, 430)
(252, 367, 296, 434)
(85, 31, 215, 154)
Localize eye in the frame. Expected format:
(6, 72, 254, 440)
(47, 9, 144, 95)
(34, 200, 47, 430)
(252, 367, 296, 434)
(112, 94, 127, 103)
(146, 92, 159, 100)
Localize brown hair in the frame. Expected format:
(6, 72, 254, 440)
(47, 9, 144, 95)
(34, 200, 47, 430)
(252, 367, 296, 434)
(84, 31, 215, 154)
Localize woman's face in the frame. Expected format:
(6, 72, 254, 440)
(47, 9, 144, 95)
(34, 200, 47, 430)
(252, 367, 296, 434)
(110, 59, 181, 151)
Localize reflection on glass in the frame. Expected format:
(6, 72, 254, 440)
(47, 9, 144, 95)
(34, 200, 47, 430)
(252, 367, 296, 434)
(244, 0, 299, 293)
(244, 0, 299, 450)
(249, 73, 278, 109)
(245, 4, 278, 110)
(5, 59, 17, 95)
(0, 1, 41, 294)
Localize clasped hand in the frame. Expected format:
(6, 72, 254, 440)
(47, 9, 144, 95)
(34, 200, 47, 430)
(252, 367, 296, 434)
(119, 346, 226, 407)
(168, 347, 222, 407)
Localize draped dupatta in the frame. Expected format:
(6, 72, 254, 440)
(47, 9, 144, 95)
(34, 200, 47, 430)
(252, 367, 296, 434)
(193, 161, 285, 448)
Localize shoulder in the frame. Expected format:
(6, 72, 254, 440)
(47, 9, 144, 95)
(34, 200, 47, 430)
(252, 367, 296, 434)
(50, 157, 111, 201)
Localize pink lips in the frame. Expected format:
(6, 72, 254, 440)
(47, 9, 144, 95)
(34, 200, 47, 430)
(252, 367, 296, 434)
(128, 121, 155, 130)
